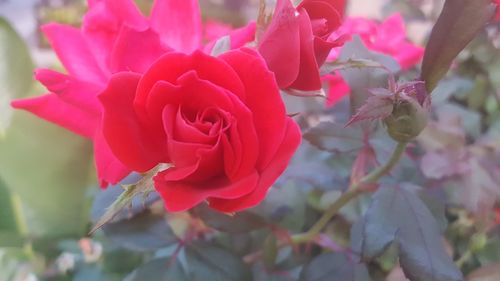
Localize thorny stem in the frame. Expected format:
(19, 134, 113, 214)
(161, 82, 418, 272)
(291, 142, 408, 244)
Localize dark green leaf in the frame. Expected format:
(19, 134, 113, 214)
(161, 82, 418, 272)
(359, 185, 462, 281)
(253, 183, 305, 231)
(90, 166, 163, 233)
(90, 176, 161, 224)
(192, 203, 267, 234)
(186, 243, 252, 281)
(304, 122, 364, 153)
(101, 211, 178, 252)
(338, 36, 400, 112)
(0, 17, 34, 134)
(299, 253, 372, 281)
(421, 0, 496, 92)
(253, 263, 299, 281)
(124, 257, 190, 281)
(73, 265, 105, 281)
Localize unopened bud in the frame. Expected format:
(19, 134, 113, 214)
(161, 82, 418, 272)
(470, 233, 487, 252)
(384, 96, 428, 142)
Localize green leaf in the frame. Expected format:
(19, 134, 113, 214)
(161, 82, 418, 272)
(421, 0, 496, 92)
(0, 111, 94, 238)
(299, 253, 372, 281)
(73, 265, 105, 281)
(304, 122, 364, 153)
(0, 177, 18, 234)
(90, 165, 165, 233)
(185, 243, 252, 281)
(101, 211, 178, 252)
(338, 36, 400, 113)
(192, 203, 267, 234)
(356, 185, 462, 281)
(0, 17, 34, 135)
(320, 58, 390, 76)
(124, 257, 190, 281)
(127, 243, 252, 281)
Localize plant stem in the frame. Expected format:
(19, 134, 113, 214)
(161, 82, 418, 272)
(291, 142, 407, 244)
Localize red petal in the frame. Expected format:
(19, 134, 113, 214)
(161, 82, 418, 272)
(99, 72, 167, 172)
(150, 0, 202, 52)
(208, 118, 301, 212)
(93, 125, 131, 187)
(288, 9, 323, 91)
(220, 48, 287, 170)
(110, 26, 169, 73)
(258, 0, 301, 88)
(155, 171, 259, 212)
(11, 94, 98, 138)
(34, 69, 102, 116)
(42, 23, 109, 84)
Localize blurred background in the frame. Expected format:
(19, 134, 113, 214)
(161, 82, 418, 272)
(0, 0, 498, 281)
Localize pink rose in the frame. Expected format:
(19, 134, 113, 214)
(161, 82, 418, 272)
(258, 0, 346, 91)
(325, 14, 425, 106)
(12, 0, 256, 186)
(99, 49, 301, 212)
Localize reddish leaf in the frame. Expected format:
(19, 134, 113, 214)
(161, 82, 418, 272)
(351, 144, 379, 186)
(346, 88, 394, 126)
(420, 150, 469, 180)
(421, 0, 496, 92)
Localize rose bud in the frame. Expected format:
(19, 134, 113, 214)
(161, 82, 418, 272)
(384, 83, 430, 143)
(258, 0, 346, 91)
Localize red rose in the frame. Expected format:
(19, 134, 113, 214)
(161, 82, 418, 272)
(99, 49, 301, 212)
(258, 0, 346, 91)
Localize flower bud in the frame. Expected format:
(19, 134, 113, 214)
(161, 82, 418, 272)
(384, 96, 428, 143)
(470, 233, 487, 252)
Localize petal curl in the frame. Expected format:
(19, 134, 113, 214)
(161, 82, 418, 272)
(11, 94, 98, 138)
(258, 0, 301, 88)
(99, 72, 167, 172)
(208, 118, 301, 212)
(42, 23, 108, 84)
(220, 48, 287, 170)
(156, 170, 259, 212)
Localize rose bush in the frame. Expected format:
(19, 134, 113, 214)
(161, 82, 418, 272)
(11, 0, 255, 186)
(258, 0, 346, 91)
(99, 49, 301, 212)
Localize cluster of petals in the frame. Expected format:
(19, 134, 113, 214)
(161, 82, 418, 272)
(258, 0, 347, 92)
(12, 0, 256, 187)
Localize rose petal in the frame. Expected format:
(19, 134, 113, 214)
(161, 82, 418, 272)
(110, 26, 169, 73)
(99, 72, 167, 172)
(156, 170, 259, 212)
(11, 94, 98, 138)
(42, 23, 108, 84)
(258, 0, 301, 88)
(150, 0, 202, 52)
(135, 51, 245, 119)
(220, 48, 287, 170)
(208, 118, 301, 212)
(93, 125, 131, 187)
(289, 9, 323, 92)
(34, 69, 102, 116)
